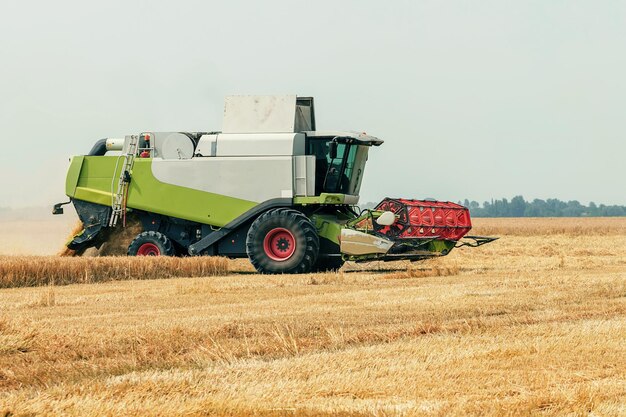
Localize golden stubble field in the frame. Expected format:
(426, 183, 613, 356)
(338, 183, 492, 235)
(0, 218, 625, 416)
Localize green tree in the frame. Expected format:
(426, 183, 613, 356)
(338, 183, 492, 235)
(510, 196, 526, 217)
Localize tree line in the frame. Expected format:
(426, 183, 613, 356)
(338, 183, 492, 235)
(460, 196, 626, 217)
(360, 197, 626, 217)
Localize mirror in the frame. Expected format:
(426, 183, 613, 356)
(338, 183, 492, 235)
(329, 141, 338, 159)
(376, 211, 396, 226)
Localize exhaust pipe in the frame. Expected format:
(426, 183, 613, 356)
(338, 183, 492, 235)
(87, 138, 125, 156)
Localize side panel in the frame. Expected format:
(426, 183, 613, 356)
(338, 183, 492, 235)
(151, 157, 294, 202)
(65, 156, 84, 198)
(74, 155, 122, 205)
(293, 155, 315, 196)
(310, 213, 350, 245)
(72, 157, 258, 227)
(216, 133, 305, 156)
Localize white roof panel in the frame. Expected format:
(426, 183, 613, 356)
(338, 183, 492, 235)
(303, 130, 383, 146)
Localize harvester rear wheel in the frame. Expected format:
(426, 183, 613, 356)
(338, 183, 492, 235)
(246, 209, 319, 274)
(128, 231, 176, 257)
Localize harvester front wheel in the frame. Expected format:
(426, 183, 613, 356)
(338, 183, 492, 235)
(128, 231, 176, 257)
(246, 209, 319, 274)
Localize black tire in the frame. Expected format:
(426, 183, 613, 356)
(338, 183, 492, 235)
(246, 208, 319, 274)
(128, 231, 176, 256)
(311, 255, 345, 272)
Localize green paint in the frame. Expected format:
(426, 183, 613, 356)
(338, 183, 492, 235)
(428, 240, 456, 254)
(67, 155, 461, 260)
(309, 213, 351, 245)
(293, 193, 347, 205)
(345, 209, 385, 228)
(65, 156, 84, 197)
(70, 156, 258, 227)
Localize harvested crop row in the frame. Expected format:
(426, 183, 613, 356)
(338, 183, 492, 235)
(0, 256, 229, 288)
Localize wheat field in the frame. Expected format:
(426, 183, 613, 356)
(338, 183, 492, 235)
(0, 218, 625, 416)
(0, 256, 229, 288)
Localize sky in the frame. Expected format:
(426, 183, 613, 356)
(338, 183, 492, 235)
(1, 0, 625, 208)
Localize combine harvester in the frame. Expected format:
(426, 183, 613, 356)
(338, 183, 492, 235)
(54, 95, 495, 273)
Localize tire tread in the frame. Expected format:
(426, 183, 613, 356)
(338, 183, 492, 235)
(128, 231, 176, 256)
(246, 208, 319, 274)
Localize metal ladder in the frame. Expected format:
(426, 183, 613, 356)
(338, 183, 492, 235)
(109, 135, 139, 227)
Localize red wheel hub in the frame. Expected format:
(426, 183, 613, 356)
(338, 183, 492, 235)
(263, 227, 296, 261)
(137, 243, 160, 256)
